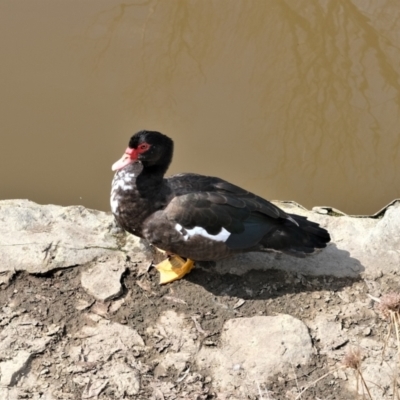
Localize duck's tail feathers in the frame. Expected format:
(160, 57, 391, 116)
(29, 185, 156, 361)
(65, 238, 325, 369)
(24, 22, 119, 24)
(260, 213, 330, 257)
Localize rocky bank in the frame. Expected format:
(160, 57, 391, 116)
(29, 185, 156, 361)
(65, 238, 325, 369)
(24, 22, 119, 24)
(0, 199, 399, 399)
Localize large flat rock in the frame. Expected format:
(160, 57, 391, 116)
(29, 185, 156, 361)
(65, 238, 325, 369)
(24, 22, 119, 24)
(196, 315, 313, 396)
(213, 200, 400, 279)
(0, 199, 152, 276)
(1, 199, 399, 280)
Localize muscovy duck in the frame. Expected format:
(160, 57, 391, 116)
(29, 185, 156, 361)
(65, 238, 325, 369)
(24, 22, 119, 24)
(111, 130, 330, 283)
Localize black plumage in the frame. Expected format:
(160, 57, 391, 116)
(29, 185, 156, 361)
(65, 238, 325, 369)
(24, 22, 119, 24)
(110, 130, 330, 263)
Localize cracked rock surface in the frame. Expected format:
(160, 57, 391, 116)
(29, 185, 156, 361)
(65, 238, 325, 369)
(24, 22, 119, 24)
(0, 199, 399, 399)
(197, 315, 313, 396)
(0, 199, 152, 275)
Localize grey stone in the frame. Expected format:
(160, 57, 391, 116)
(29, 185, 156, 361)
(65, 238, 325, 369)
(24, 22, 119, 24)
(196, 315, 313, 395)
(0, 199, 151, 275)
(0, 351, 33, 386)
(0, 315, 52, 387)
(68, 316, 144, 397)
(106, 361, 141, 396)
(146, 310, 198, 372)
(70, 315, 145, 363)
(308, 315, 348, 356)
(81, 256, 127, 301)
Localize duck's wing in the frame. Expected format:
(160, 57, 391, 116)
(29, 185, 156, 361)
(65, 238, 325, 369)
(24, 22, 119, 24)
(165, 174, 329, 252)
(167, 174, 291, 220)
(163, 192, 294, 251)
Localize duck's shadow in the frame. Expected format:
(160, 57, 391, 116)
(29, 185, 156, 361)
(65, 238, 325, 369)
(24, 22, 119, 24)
(184, 243, 364, 300)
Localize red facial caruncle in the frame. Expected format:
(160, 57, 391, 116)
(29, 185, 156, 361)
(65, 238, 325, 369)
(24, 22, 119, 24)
(112, 143, 151, 171)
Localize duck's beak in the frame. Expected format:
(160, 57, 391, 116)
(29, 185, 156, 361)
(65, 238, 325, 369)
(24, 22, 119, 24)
(112, 148, 137, 171)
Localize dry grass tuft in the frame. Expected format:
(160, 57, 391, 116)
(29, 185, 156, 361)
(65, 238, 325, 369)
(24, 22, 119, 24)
(342, 347, 363, 370)
(375, 292, 400, 360)
(376, 293, 400, 320)
(342, 347, 372, 400)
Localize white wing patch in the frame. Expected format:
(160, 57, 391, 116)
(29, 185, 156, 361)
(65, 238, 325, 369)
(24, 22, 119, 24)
(175, 223, 230, 242)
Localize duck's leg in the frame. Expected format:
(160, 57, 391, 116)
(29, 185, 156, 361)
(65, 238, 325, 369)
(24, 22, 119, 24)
(155, 255, 195, 284)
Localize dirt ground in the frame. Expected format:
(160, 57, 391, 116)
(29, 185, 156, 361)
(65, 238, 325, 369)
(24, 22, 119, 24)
(2, 258, 399, 400)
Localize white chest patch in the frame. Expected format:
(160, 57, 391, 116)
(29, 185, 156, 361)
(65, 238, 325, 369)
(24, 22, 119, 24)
(175, 223, 231, 242)
(110, 170, 136, 214)
(111, 170, 135, 191)
(110, 194, 119, 214)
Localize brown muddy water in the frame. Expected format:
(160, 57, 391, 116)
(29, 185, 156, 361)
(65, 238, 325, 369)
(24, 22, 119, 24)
(1, 0, 400, 215)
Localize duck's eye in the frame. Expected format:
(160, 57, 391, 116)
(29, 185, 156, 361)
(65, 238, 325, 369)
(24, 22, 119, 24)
(138, 143, 150, 152)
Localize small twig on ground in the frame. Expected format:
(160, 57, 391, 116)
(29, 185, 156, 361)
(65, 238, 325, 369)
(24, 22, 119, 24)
(294, 367, 341, 400)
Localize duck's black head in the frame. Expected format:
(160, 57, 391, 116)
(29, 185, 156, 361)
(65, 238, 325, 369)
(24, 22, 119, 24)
(112, 130, 174, 174)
